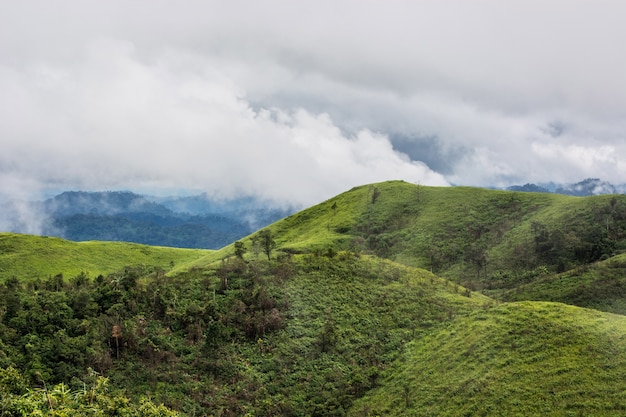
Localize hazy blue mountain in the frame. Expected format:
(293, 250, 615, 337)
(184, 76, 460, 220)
(43, 191, 172, 217)
(506, 183, 550, 193)
(554, 178, 618, 196)
(507, 178, 624, 196)
(155, 193, 295, 230)
(2, 191, 295, 249)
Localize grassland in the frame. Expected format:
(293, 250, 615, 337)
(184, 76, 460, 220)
(0, 232, 210, 281)
(349, 301, 626, 416)
(505, 253, 626, 315)
(199, 180, 626, 296)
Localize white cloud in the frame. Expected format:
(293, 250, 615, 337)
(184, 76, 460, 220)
(1, 0, 626, 206)
(0, 39, 446, 205)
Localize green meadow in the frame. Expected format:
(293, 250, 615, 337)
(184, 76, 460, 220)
(0, 232, 209, 281)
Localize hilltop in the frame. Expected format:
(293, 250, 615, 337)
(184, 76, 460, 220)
(216, 180, 626, 299)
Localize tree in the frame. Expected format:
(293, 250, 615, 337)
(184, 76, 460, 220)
(256, 230, 276, 261)
(234, 240, 247, 260)
(112, 325, 123, 359)
(317, 308, 338, 353)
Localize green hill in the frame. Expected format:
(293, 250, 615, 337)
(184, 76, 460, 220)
(212, 181, 626, 295)
(0, 251, 487, 415)
(4, 181, 626, 415)
(349, 301, 626, 416)
(0, 232, 209, 281)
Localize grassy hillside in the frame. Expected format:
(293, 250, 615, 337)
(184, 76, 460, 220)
(0, 232, 209, 281)
(6, 181, 625, 290)
(0, 250, 487, 415)
(349, 301, 626, 416)
(183, 181, 626, 298)
(179, 180, 626, 312)
(505, 253, 626, 315)
(4, 181, 626, 415)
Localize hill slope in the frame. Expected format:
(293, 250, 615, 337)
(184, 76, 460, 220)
(349, 301, 626, 416)
(504, 253, 626, 315)
(202, 181, 626, 294)
(0, 250, 488, 415)
(0, 232, 209, 281)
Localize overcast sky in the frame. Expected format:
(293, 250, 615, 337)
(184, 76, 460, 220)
(1, 1, 625, 206)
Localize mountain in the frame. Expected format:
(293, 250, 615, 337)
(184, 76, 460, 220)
(1, 191, 294, 249)
(555, 177, 619, 196)
(508, 177, 624, 196)
(506, 183, 550, 193)
(4, 181, 626, 415)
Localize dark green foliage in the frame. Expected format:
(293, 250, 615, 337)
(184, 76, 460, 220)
(254, 229, 277, 260)
(370, 186, 380, 204)
(0, 249, 486, 415)
(0, 366, 181, 416)
(233, 240, 246, 259)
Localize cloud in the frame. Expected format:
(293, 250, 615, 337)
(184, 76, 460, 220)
(0, 39, 447, 206)
(1, 0, 626, 206)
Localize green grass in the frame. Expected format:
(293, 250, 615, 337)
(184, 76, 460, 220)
(349, 301, 626, 416)
(0, 232, 210, 281)
(505, 253, 626, 315)
(170, 180, 626, 299)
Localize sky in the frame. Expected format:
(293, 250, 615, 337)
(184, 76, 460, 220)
(1, 0, 626, 207)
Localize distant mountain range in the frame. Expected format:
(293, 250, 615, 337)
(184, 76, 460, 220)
(506, 178, 626, 196)
(0, 191, 295, 249)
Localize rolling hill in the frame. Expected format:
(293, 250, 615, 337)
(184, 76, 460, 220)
(0, 232, 209, 281)
(350, 301, 626, 416)
(208, 180, 626, 298)
(3, 181, 626, 415)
